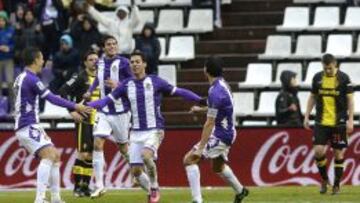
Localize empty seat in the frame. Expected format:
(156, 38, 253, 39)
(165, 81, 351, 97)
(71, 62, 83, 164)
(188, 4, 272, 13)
(298, 91, 311, 114)
(258, 35, 292, 59)
(291, 35, 322, 59)
(183, 9, 213, 33)
(308, 7, 339, 31)
(233, 92, 255, 116)
(339, 7, 360, 30)
(169, 0, 192, 6)
(351, 35, 360, 58)
(134, 10, 155, 34)
(354, 92, 360, 114)
(253, 92, 278, 116)
(158, 64, 177, 86)
(135, 0, 169, 7)
(302, 61, 322, 86)
(339, 62, 360, 84)
(163, 36, 194, 61)
(242, 121, 268, 126)
(156, 9, 184, 34)
(277, 7, 309, 31)
(238, 63, 272, 88)
(57, 123, 75, 129)
(325, 34, 352, 58)
(294, 0, 346, 3)
(273, 63, 303, 86)
(114, 0, 131, 6)
(41, 101, 71, 119)
(158, 37, 167, 60)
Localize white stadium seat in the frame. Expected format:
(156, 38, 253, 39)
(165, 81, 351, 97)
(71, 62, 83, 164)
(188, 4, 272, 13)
(338, 7, 360, 31)
(156, 9, 184, 34)
(291, 35, 322, 59)
(158, 64, 177, 86)
(233, 92, 255, 116)
(242, 121, 268, 126)
(354, 92, 360, 115)
(135, 0, 169, 7)
(170, 0, 192, 6)
(163, 36, 194, 61)
(302, 61, 322, 87)
(134, 10, 155, 34)
(351, 35, 360, 58)
(57, 123, 75, 129)
(39, 122, 51, 129)
(294, 0, 346, 3)
(253, 92, 278, 116)
(114, 0, 131, 6)
(258, 35, 292, 59)
(308, 7, 339, 31)
(158, 37, 167, 60)
(277, 7, 309, 31)
(238, 63, 272, 88)
(41, 101, 71, 119)
(273, 63, 303, 86)
(339, 63, 360, 84)
(325, 34, 352, 58)
(184, 9, 213, 33)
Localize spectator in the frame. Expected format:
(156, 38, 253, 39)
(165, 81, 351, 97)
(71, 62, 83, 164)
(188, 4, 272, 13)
(70, 14, 101, 58)
(9, 3, 26, 27)
(275, 70, 302, 126)
(34, 0, 68, 61)
(14, 8, 44, 67)
(49, 34, 80, 93)
(135, 23, 160, 74)
(84, 0, 140, 54)
(0, 11, 15, 97)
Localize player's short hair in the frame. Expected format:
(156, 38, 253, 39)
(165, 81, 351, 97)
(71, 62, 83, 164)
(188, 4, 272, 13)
(205, 56, 223, 77)
(101, 34, 117, 47)
(131, 51, 147, 63)
(22, 47, 41, 66)
(83, 50, 98, 61)
(322, 53, 337, 65)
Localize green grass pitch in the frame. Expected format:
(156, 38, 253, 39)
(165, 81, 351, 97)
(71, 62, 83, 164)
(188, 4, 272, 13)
(1, 186, 359, 203)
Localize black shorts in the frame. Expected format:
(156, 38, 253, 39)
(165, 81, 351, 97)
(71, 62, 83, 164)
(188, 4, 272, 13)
(75, 122, 94, 153)
(313, 124, 348, 149)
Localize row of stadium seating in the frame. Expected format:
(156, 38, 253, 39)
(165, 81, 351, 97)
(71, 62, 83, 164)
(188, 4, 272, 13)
(293, 0, 347, 4)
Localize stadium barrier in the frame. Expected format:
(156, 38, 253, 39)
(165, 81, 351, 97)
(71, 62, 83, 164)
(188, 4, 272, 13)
(0, 128, 360, 189)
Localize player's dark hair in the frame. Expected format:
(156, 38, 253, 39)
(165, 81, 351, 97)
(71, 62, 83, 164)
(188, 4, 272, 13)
(205, 56, 223, 77)
(22, 47, 41, 66)
(83, 50, 98, 61)
(322, 53, 337, 65)
(101, 34, 117, 47)
(131, 50, 147, 63)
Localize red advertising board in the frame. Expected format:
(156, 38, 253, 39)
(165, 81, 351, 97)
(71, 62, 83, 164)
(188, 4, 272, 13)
(0, 128, 360, 189)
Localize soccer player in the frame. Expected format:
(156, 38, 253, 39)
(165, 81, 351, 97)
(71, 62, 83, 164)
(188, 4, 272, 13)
(304, 54, 354, 195)
(183, 56, 249, 203)
(88, 51, 204, 203)
(58, 50, 99, 197)
(13, 47, 92, 203)
(84, 35, 132, 198)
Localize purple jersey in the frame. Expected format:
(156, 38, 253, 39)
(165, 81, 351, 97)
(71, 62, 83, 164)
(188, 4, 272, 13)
(207, 78, 236, 145)
(95, 54, 132, 114)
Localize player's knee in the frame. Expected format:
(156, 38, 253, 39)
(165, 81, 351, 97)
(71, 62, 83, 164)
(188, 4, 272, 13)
(94, 138, 104, 151)
(212, 163, 224, 173)
(183, 154, 193, 166)
(79, 152, 92, 161)
(141, 150, 153, 162)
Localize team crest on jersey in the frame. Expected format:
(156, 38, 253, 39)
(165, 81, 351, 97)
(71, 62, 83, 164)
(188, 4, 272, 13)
(145, 83, 152, 90)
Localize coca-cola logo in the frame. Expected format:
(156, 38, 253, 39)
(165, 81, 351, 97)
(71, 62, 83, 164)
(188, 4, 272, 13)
(251, 131, 360, 186)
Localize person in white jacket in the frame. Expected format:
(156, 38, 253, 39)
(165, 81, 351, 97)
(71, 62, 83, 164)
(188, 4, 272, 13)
(85, 1, 140, 54)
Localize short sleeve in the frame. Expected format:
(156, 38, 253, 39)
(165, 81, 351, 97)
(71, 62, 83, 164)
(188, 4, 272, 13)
(31, 76, 50, 98)
(207, 91, 222, 118)
(156, 77, 176, 95)
(311, 74, 319, 94)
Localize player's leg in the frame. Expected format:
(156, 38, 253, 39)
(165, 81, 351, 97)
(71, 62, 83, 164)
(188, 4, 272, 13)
(78, 123, 94, 196)
(72, 123, 85, 197)
(183, 149, 202, 203)
(313, 125, 330, 194)
(331, 125, 348, 195)
(111, 112, 131, 161)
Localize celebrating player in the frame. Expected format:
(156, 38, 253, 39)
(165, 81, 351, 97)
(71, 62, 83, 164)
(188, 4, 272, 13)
(304, 54, 354, 195)
(88, 51, 204, 203)
(183, 56, 248, 203)
(84, 35, 132, 198)
(13, 47, 92, 203)
(58, 50, 99, 197)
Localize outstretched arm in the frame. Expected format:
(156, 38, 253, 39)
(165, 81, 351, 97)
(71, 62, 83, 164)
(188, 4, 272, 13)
(172, 87, 202, 102)
(87, 84, 127, 109)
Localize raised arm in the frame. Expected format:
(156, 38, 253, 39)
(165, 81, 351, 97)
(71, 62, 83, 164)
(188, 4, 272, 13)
(87, 5, 113, 27)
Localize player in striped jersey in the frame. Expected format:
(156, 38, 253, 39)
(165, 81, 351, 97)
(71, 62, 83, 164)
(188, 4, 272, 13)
(88, 51, 204, 203)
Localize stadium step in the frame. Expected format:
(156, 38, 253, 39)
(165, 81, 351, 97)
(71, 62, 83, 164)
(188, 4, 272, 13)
(196, 40, 266, 54)
(177, 68, 245, 83)
(182, 54, 258, 68)
(163, 112, 206, 127)
(222, 11, 283, 27)
(162, 97, 196, 112)
(200, 26, 276, 41)
(223, 0, 292, 12)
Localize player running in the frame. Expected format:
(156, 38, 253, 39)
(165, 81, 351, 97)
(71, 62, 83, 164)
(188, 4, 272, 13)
(13, 47, 92, 203)
(183, 56, 249, 203)
(88, 51, 204, 203)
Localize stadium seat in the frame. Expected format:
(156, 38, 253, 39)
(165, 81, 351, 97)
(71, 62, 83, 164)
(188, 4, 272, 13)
(308, 7, 339, 31)
(158, 64, 177, 86)
(302, 61, 322, 87)
(253, 92, 278, 116)
(354, 92, 360, 115)
(156, 9, 184, 34)
(258, 35, 292, 59)
(297, 91, 311, 114)
(57, 122, 75, 129)
(39, 122, 51, 129)
(233, 92, 255, 116)
(294, 0, 346, 4)
(351, 35, 360, 59)
(338, 7, 360, 31)
(169, 0, 192, 6)
(242, 121, 268, 126)
(238, 63, 272, 88)
(183, 9, 213, 33)
(290, 35, 322, 59)
(276, 7, 309, 32)
(114, 0, 131, 6)
(273, 63, 303, 86)
(163, 36, 194, 61)
(339, 62, 360, 84)
(158, 37, 167, 60)
(0, 122, 14, 129)
(97, 11, 116, 34)
(41, 101, 71, 119)
(325, 34, 352, 58)
(135, 0, 170, 7)
(134, 10, 155, 34)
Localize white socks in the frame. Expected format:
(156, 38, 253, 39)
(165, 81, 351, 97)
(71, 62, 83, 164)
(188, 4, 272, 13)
(143, 158, 159, 188)
(36, 159, 53, 201)
(217, 164, 243, 194)
(50, 162, 61, 201)
(136, 172, 150, 193)
(93, 151, 105, 188)
(185, 165, 202, 203)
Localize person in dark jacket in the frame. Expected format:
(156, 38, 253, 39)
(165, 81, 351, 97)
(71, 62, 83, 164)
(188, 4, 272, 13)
(49, 34, 80, 93)
(135, 23, 160, 74)
(275, 70, 302, 126)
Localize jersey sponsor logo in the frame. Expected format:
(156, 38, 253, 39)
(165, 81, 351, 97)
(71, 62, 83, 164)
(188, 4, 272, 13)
(318, 89, 340, 96)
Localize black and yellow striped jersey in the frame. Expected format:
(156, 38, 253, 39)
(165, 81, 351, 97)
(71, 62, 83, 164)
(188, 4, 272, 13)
(311, 70, 353, 127)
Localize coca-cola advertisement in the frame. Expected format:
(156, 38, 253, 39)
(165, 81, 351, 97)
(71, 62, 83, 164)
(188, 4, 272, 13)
(0, 128, 359, 189)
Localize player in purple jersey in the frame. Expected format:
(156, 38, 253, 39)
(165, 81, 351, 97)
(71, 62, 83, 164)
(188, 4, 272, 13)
(183, 56, 249, 203)
(13, 47, 92, 203)
(88, 51, 204, 203)
(84, 35, 133, 198)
